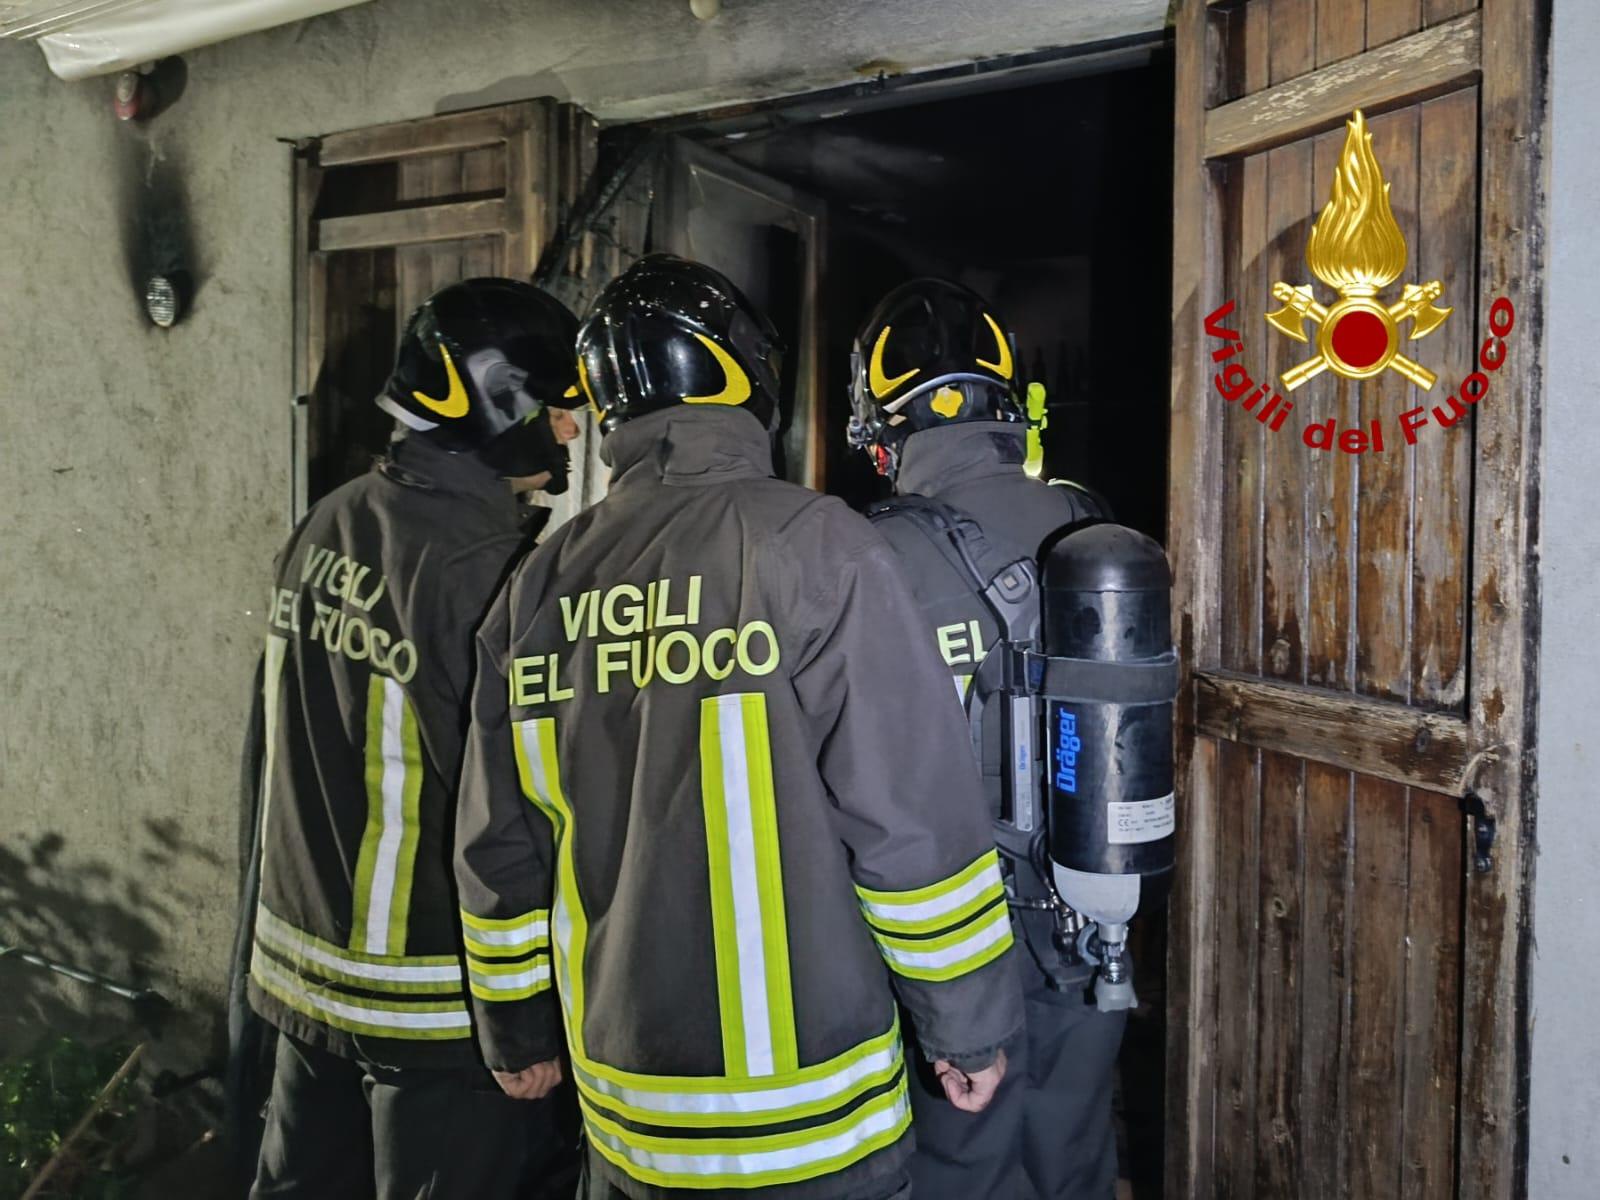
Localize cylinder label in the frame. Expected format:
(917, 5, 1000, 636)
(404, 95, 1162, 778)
(1107, 793, 1176, 845)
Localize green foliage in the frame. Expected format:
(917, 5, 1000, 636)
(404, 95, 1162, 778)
(0, 1038, 138, 1200)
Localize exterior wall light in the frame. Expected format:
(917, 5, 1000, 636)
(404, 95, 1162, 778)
(144, 272, 187, 328)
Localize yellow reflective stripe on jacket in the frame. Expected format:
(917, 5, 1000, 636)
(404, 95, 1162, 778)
(571, 1019, 903, 1130)
(582, 1071, 911, 1190)
(854, 849, 1005, 927)
(254, 905, 461, 995)
(466, 954, 553, 1002)
(459, 907, 550, 959)
(868, 903, 1013, 982)
(699, 692, 798, 1078)
(855, 849, 1013, 981)
(250, 947, 470, 1040)
(513, 717, 589, 1050)
(350, 675, 424, 956)
(861, 875, 1006, 937)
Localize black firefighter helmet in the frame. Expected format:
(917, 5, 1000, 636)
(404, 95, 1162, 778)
(848, 278, 1024, 479)
(378, 278, 583, 490)
(576, 254, 784, 436)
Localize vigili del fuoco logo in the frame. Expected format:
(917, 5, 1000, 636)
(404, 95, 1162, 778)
(1204, 110, 1516, 455)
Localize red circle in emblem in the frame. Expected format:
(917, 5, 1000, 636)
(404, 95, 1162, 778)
(1330, 310, 1390, 369)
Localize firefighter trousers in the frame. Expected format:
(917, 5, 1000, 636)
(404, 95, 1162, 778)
(906, 964, 1126, 1199)
(250, 1032, 571, 1199)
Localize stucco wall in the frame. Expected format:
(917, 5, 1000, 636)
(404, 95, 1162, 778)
(1528, 0, 1600, 1194)
(0, 0, 1165, 1028)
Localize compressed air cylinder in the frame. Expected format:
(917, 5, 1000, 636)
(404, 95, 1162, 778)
(1042, 524, 1176, 888)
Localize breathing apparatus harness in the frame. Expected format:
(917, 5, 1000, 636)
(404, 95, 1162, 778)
(868, 496, 1179, 1009)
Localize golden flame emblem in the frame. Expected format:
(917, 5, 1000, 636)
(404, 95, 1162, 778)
(1266, 110, 1451, 390)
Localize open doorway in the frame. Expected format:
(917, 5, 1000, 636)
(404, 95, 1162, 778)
(644, 54, 1174, 541)
(635, 50, 1174, 1197)
(294, 45, 1175, 1197)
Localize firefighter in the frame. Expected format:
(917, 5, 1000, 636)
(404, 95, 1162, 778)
(453, 253, 1024, 1200)
(848, 278, 1121, 1199)
(246, 278, 585, 1199)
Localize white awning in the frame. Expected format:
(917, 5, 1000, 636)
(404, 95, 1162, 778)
(0, 0, 373, 81)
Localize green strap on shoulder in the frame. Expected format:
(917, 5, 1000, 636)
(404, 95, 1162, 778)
(1024, 381, 1049, 479)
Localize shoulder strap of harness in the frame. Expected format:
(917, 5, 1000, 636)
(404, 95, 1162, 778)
(867, 495, 1038, 643)
(871, 495, 1046, 877)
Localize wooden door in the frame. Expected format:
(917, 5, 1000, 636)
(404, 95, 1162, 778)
(659, 139, 829, 489)
(289, 100, 638, 525)
(1166, 2, 1546, 1198)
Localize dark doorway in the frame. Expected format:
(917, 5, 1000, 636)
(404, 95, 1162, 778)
(662, 58, 1174, 543)
(648, 53, 1174, 1199)
(298, 58, 1176, 1195)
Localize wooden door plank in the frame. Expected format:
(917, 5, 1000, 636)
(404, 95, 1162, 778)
(1203, 12, 1480, 159)
(1168, 3, 1227, 1188)
(394, 157, 432, 318)
(1212, 741, 1263, 1198)
(1268, 0, 1316, 84)
(1253, 751, 1305, 1197)
(502, 101, 546, 279)
(1193, 671, 1472, 793)
(395, 150, 464, 316)
(1207, 1, 1249, 109)
(1458, 0, 1549, 1195)
(1298, 763, 1353, 1195)
(1219, 0, 1269, 678)
(1318, 0, 1368, 68)
(1305, 122, 1359, 694)
(1260, 139, 1312, 685)
(1353, 106, 1419, 704)
(317, 198, 509, 253)
(1368, 0, 1424, 48)
(1399, 789, 1464, 1200)
(461, 145, 506, 278)
(422, 152, 467, 300)
(1217, 168, 1265, 678)
(313, 247, 397, 492)
(1409, 88, 1476, 712)
(1345, 777, 1411, 1199)
(1425, 0, 1478, 22)
(319, 107, 510, 167)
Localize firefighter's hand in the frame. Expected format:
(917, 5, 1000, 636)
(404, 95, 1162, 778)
(933, 1049, 1007, 1113)
(492, 1059, 563, 1100)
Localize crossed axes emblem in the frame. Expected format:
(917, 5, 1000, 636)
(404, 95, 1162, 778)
(1267, 280, 1452, 390)
(1265, 110, 1452, 391)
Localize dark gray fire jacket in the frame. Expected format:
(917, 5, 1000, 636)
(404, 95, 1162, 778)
(454, 406, 1024, 1199)
(249, 435, 538, 1070)
(870, 421, 1098, 986)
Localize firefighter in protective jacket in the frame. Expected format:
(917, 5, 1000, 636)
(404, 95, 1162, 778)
(454, 254, 1025, 1199)
(849, 279, 1119, 1199)
(247, 278, 584, 1198)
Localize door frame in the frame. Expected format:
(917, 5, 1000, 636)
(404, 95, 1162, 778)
(659, 138, 828, 490)
(288, 101, 609, 522)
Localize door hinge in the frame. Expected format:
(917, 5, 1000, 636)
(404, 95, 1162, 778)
(1460, 792, 1496, 874)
